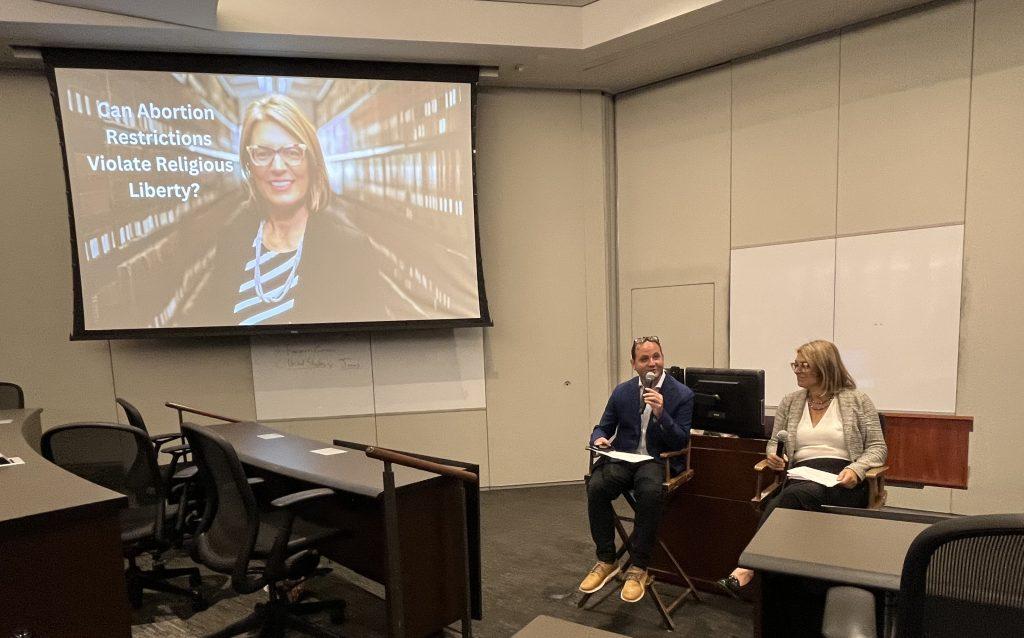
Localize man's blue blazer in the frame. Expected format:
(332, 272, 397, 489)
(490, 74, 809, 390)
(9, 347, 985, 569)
(589, 373, 694, 476)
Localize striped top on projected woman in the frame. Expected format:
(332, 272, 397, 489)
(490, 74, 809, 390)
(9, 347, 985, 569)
(233, 222, 304, 325)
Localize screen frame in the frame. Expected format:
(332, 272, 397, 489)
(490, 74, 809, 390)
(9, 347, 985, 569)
(43, 47, 491, 340)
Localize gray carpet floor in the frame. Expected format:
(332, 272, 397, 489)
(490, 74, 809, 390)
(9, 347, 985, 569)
(131, 483, 752, 637)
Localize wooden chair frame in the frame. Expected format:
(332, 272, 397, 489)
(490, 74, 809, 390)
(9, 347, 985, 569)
(578, 443, 702, 631)
(751, 460, 889, 510)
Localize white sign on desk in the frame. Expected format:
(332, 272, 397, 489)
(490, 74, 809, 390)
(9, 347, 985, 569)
(251, 333, 374, 419)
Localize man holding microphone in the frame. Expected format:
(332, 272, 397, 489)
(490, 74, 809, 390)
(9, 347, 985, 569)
(579, 336, 694, 603)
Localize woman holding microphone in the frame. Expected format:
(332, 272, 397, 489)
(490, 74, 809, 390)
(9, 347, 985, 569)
(718, 339, 888, 597)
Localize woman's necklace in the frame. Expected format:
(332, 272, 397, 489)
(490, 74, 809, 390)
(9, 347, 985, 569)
(253, 220, 304, 304)
(807, 393, 832, 410)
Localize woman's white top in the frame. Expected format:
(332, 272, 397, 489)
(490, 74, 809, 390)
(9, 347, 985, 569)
(792, 399, 850, 463)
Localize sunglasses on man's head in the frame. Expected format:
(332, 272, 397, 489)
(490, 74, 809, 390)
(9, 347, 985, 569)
(633, 336, 660, 345)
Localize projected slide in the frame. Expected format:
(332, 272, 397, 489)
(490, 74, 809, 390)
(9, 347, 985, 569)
(52, 67, 481, 332)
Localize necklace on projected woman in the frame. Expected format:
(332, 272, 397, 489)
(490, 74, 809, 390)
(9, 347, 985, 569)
(253, 220, 304, 303)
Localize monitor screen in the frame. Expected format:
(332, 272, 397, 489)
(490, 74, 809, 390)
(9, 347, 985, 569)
(44, 49, 489, 339)
(684, 367, 766, 438)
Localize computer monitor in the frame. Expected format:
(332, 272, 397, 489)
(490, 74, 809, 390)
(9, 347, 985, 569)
(684, 367, 766, 438)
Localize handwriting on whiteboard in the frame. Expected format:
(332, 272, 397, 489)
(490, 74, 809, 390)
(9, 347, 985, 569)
(269, 344, 363, 370)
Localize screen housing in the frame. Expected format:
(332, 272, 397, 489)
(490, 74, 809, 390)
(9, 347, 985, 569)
(43, 47, 490, 340)
(684, 367, 767, 438)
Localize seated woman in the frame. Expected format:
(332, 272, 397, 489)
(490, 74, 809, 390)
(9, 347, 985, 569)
(717, 339, 888, 597)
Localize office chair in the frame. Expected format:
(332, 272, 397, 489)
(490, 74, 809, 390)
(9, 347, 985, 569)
(182, 422, 346, 638)
(117, 397, 199, 541)
(0, 381, 25, 409)
(822, 512, 1024, 638)
(116, 397, 192, 472)
(41, 422, 206, 610)
(578, 441, 701, 630)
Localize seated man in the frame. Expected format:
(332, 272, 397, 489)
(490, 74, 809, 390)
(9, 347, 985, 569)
(579, 336, 694, 603)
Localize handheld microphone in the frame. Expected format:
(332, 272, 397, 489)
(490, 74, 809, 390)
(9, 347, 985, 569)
(641, 371, 657, 413)
(775, 429, 789, 459)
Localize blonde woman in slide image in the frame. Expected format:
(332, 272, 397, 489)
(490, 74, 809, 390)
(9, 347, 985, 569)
(717, 339, 888, 599)
(231, 94, 331, 326)
(196, 93, 380, 327)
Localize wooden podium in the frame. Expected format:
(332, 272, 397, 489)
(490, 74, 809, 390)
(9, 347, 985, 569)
(651, 434, 767, 592)
(880, 412, 973, 488)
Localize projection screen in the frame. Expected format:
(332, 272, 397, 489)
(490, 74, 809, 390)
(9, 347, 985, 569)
(45, 50, 489, 338)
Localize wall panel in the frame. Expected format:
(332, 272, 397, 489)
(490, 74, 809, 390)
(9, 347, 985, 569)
(837, 0, 973, 235)
(732, 36, 839, 247)
(476, 88, 608, 486)
(616, 66, 732, 375)
(953, 0, 1024, 514)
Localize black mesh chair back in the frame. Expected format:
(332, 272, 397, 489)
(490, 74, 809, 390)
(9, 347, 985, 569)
(898, 513, 1024, 638)
(116, 397, 149, 433)
(42, 421, 206, 609)
(0, 381, 25, 410)
(42, 422, 163, 516)
(181, 422, 262, 592)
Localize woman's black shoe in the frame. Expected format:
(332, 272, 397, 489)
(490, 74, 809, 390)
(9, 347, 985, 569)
(716, 575, 743, 599)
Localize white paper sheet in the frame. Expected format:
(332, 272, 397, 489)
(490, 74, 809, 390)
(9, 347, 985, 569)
(257, 433, 285, 440)
(787, 465, 840, 487)
(310, 448, 346, 456)
(591, 448, 654, 464)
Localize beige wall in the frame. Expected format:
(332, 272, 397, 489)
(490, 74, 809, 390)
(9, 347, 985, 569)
(615, 0, 1024, 514)
(0, 77, 615, 489)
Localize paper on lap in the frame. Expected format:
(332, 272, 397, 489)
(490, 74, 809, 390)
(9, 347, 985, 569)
(590, 448, 654, 463)
(787, 465, 840, 487)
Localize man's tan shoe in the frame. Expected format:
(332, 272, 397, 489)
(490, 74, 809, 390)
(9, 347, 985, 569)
(579, 561, 620, 593)
(620, 566, 652, 603)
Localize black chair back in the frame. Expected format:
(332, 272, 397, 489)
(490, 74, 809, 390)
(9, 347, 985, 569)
(116, 397, 149, 433)
(898, 513, 1024, 638)
(0, 382, 25, 410)
(42, 422, 166, 533)
(181, 422, 262, 593)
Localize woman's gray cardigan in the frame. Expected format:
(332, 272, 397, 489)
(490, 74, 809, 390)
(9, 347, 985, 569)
(767, 388, 888, 480)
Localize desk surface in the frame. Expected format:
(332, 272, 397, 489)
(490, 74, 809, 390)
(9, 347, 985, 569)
(0, 409, 126, 528)
(206, 421, 437, 498)
(739, 508, 931, 591)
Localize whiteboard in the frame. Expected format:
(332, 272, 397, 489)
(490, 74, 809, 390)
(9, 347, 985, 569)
(251, 328, 486, 419)
(730, 239, 836, 406)
(834, 225, 963, 412)
(251, 333, 374, 419)
(370, 328, 486, 414)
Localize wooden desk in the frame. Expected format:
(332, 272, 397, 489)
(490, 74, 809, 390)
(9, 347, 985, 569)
(740, 508, 930, 637)
(205, 421, 481, 638)
(0, 409, 131, 638)
(740, 508, 929, 591)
